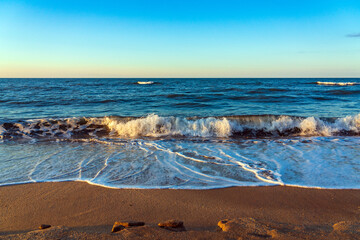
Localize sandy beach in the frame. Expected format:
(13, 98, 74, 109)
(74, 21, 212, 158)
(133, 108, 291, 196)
(0, 181, 359, 239)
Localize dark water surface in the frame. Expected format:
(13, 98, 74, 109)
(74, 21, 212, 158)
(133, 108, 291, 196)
(1, 78, 359, 120)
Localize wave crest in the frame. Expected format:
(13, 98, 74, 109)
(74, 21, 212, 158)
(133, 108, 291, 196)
(103, 114, 232, 137)
(1, 114, 360, 140)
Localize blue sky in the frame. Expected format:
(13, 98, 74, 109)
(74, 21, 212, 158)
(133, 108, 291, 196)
(0, 0, 359, 77)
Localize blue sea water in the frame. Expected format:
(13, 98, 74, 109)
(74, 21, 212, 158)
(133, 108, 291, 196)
(0, 78, 359, 189)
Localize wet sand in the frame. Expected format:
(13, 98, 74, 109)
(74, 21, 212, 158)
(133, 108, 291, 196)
(0, 182, 359, 239)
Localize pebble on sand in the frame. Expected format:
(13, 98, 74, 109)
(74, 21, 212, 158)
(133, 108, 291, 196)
(115, 221, 145, 227)
(158, 219, 186, 232)
(218, 218, 275, 238)
(333, 221, 360, 232)
(38, 224, 51, 230)
(112, 221, 145, 233)
(111, 223, 125, 233)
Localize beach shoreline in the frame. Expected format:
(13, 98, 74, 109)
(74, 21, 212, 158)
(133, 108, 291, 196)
(1, 181, 359, 239)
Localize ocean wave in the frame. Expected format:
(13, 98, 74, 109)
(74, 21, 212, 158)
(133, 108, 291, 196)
(316, 81, 359, 86)
(1, 114, 360, 140)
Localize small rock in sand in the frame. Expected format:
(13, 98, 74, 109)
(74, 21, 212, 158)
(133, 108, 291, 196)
(112, 221, 145, 233)
(158, 219, 186, 232)
(115, 221, 145, 227)
(218, 218, 273, 238)
(111, 223, 125, 233)
(38, 224, 51, 230)
(218, 220, 229, 231)
(333, 221, 360, 232)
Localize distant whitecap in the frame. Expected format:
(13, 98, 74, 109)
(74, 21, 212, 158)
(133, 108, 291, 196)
(137, 81, 154, 85)
(316, 81, 359, 86)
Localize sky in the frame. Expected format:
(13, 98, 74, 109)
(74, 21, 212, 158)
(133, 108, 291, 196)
(0, 0, 359, 78)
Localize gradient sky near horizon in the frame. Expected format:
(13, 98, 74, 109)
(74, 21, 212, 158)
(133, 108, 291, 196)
(0, 0, 359, 78)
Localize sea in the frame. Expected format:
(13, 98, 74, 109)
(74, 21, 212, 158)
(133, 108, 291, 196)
(0, 78, 359, 189)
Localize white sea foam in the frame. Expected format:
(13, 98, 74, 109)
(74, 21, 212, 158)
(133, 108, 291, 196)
(0, 126, 5, 138)
(102, 114, 232, 137)
(100, 114, 360, 138)
(316, 81, 359, 86)
(334, 114, 360, 131)
(0, 137, 359, 189)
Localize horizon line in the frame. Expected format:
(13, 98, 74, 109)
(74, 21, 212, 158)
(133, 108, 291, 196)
(1, 77, 360, 79)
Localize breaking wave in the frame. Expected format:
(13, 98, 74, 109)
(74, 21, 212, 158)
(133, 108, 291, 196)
(1, 114, 360, 140)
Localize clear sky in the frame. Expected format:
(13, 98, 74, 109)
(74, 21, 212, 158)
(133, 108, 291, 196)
(0, 0, 359, 78)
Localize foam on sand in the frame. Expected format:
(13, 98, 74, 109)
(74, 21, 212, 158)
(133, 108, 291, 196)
(0, 135, 359, 189)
